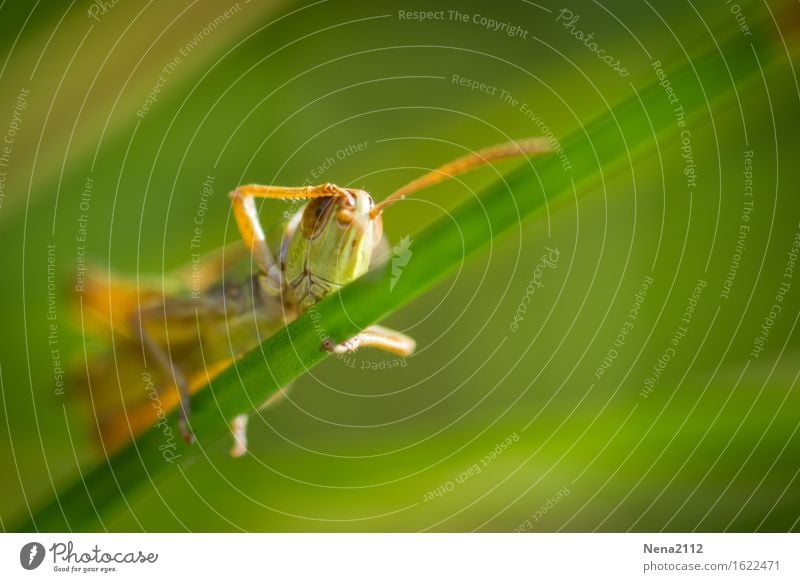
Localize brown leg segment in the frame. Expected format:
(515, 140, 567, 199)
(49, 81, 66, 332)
(130, 314, 194, 443)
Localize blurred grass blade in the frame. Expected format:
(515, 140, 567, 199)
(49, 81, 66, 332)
(18, 19, 782, 531)
(0, 1, 285, 221)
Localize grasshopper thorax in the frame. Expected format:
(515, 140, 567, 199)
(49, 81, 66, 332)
(283, 189, 382, 311)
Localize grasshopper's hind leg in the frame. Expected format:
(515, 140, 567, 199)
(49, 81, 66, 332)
(229, 383, 294, 457)
(130, 315, 195, 444)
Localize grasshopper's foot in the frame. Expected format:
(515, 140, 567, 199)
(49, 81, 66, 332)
(228, 387, 293, 457)
(322, 325, 416, 357)
(323, 336, 362, 354)
(230, 414, 249, 457)
(179, 416, 196, 445)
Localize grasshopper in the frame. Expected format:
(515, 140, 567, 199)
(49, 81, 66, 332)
(81, 137, 550, 456)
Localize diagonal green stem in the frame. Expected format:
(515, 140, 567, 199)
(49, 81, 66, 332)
(18, 18, 780, 531)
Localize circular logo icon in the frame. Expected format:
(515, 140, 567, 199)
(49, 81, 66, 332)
(19, 542, 45, 570)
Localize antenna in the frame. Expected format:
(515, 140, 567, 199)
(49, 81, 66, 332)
(370, 137, 552, 217)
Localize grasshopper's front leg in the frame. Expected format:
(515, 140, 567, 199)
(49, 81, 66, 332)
(230, 327, 414, 457)
(227, 182, 354, 457)
(322, 233, 416, 358)
(324, 325, 416, 357)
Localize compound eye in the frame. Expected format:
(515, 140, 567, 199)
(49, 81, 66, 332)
(301, 197, 337, 239)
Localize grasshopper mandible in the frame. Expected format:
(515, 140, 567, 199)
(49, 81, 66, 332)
(81, 137, 551, 457)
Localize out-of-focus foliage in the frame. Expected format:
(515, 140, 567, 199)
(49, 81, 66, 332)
(1, 0, 798, 532)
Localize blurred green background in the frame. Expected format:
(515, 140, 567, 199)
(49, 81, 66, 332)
(1, 0, 799, 531)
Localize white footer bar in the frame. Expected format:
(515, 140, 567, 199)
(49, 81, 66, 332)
(1, 533, 797, 581)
